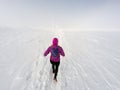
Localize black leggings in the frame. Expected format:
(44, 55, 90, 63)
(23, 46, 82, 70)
(50, 60, 60, 79)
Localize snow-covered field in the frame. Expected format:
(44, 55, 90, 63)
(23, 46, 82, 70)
(0, 28, 120, 90)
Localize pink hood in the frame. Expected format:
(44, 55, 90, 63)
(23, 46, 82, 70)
(52, 38, 58, 46)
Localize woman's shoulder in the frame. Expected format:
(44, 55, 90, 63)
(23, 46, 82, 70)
(57, 46, 62, 49)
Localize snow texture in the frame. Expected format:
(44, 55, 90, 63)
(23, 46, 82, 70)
(0, 28, 120, 90)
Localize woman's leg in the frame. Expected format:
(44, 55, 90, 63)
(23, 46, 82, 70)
(54, 62, 60, 79)
(50, 60, 55, 73)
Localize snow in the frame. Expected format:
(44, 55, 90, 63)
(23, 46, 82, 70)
(0, 28, 120, 90)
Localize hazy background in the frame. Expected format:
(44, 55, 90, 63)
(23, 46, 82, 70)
(0, 0, 120, 31)
(0, 1, 120, 90)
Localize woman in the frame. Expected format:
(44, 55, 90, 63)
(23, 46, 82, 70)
(44, 37, 65, 81)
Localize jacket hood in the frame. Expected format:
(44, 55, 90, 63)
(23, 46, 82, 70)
(52, 38, 58, 46)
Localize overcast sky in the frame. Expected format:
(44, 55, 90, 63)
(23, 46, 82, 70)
(0, 0, 120, 31)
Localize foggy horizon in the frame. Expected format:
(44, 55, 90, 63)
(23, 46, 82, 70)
(0, 0, 120, 31)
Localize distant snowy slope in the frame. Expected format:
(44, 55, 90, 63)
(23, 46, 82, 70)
(0, 29, 120, 90)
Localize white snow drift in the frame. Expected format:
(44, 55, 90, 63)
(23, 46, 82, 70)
(0, 28, 120, 90)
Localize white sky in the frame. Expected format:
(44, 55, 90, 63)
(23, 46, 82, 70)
(0, 0, 120, 31)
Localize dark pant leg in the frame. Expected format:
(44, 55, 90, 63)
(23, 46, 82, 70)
(54, 62, 60, 79)
(50, 60, 55, 72)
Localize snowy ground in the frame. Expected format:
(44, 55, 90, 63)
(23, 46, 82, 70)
(0, 28, 120, 90)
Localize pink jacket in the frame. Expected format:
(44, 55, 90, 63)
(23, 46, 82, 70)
(44, 38, 65, 62)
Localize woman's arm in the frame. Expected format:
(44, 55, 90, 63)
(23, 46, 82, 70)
(44, 47, 51, 56)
